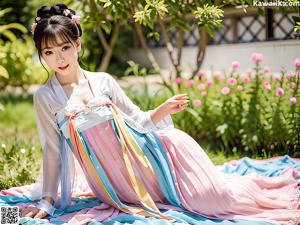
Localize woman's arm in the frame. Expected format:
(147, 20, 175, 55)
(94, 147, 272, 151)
(106, 74, 189, 129)
(20, 88, 61, 219)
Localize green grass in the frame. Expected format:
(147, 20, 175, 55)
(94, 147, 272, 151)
(0, 91, 41, 189)
(0, 92, 38, 140)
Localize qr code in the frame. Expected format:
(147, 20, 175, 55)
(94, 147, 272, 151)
(0, 206, 19, 225)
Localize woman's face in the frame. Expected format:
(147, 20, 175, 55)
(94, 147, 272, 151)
(41, 37, 81, 76)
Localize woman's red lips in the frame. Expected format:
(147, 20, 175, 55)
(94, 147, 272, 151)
(59, 64, 69, 70)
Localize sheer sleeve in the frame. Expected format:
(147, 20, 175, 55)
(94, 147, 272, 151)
(105, 74, 174, 131)
(33, 88, 61, 202)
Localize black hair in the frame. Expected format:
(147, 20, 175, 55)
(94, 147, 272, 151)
(33, 3, 85, 82)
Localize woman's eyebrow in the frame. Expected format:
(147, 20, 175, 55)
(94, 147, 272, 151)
(42, 42, 70, 51)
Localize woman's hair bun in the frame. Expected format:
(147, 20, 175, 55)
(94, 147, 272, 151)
(35, 3, 76, 22)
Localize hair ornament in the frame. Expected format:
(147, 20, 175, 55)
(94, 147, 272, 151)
(36, 17, 41, 22)
(63, 9, 71, 16)
(71, 15, 80, 24)
(31, 22, 37, 34)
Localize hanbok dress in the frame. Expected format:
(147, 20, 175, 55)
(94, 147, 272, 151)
(28, 70, 300, 225)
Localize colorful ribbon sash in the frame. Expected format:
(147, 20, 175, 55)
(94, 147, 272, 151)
(65, 102, 174, 221)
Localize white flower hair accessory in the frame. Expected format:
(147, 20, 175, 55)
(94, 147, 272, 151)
(31, 10, 80, 35)
(63, 9, 71, 16)
(31, 16, 41, 34)
(71, 15, 80, 24)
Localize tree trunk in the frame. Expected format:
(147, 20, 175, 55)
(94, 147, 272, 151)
(177, 29, 184, 71)
(134, 23, 161, 73)
(192, 27, 207, 79)
(157, 16, 180, 74)
(89, 0, 121, 72)
(99, 22, 120, 71)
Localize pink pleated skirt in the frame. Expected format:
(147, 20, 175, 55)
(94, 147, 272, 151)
(82, 121, 300, 225)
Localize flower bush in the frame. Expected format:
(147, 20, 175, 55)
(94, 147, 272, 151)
(130, 54, 300, 157)
(168, 54, 300, 157)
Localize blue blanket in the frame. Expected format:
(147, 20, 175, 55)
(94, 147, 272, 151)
(1, 155, 299, 225)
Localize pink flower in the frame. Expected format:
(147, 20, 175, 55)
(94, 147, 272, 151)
(206, 79, 213, 87)
(245, 67, 252, 73)
(285, 71, 296, 78)
(290, 97, 297, 105)
(276, 87, 284, 96)
(193, 99, 201, 107)
(294, 58, 300, 69)
(219, 75, 226, 83)
(227, 78, 237, 85)
(175, 77, 182, 84)
(250, 53, 264, 63)
(197, 70, 206, 77)
(71, 15, 81, 24)
(186, 80, 194, 87)
(273, 74, 281, 82)
(197, 83, 206, 90)
(264, 66, 271, 73)
(221, 87, 230, 95)
(237, 85, 244, 91)
(242, 76, 250, 84)
(231, 61, 240, 69)
(264, 81, 272, 90)
(201, 91, 207, 97)
(213, 71, 221, 77)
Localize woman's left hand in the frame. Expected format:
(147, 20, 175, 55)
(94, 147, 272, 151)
(162, 93, 189, 115)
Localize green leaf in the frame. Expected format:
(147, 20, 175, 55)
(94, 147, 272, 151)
(206, 26, 215, 38)
(124, 67, 133, 76)
(0, 8, 13, 17)
(0, 65, 9, 79)
(147, 32, 160, 41)
(149, 9, 156, 21)
(1, 30, 16, 42)
(257, 7, 265, 16)
(153, 32, 160, 41)
(103, 1, 112, 8)
(0, 23, 28, 34)
(100, 21, 112, 34)
(170, 18, 189, 32)
(294, 22, 300, 32)
(216, 123, 228, 134)
(292, 16, 300, 23)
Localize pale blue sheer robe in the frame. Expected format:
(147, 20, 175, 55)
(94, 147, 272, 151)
(25, 70, 173, 214)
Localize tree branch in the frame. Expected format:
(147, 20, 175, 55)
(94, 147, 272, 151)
(134, 23, 161, 73)
(192, 27, 207, 78)
(99, 22, 121, 71)
(177, 29, 184, 67)
(97, 27, 110, 51)
(157, 15, 180, 73)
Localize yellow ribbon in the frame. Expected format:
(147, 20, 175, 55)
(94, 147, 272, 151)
(66, 103, 174, 221)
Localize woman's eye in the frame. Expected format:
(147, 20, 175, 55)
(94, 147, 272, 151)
(62, 46, 70, 51)
(44, 51, 52, 55)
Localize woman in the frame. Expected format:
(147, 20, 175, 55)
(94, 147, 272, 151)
(20, 3, 300, 225)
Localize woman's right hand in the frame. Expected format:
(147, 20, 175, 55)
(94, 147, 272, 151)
(20, 196, 53, 219)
